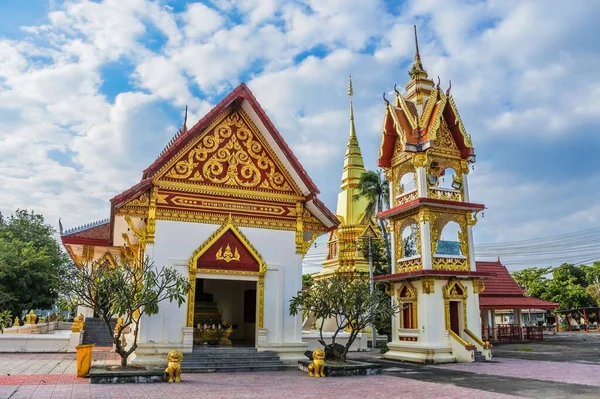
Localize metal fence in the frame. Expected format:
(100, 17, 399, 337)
(481, 324, 544, 342)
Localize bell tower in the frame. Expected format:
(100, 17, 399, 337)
(374, 26, 493, 363)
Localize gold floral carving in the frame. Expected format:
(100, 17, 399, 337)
(124, 192, 150, 208)
(432, 256, 469, 271)
(447, 95, 473, 148)
(429, 187, 463, 202)
(146, 187, 157, 244)
(258, 276, 264, 328)
(421, 277, 435, 294)
(215, 244, 240, 262)
(434, 119, 459, 151)
(397, 258, 423, 273)
(412, 153, 428, 168)
(473, 279, 485, 294)
(395, 190, 418, 206)
(163, 111, 293, 192)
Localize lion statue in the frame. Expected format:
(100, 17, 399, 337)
(307, 348, 325, 377)
(165, 349, 184, 383)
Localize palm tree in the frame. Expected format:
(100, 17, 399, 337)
(354, 169, 391, 272)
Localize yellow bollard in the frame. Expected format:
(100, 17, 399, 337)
(75, 344, 95, 377)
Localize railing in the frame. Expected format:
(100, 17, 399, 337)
(395, 189, 418, 206)
(429, 187, 463, 202)
(448, 330, 476, 350)
(481, 325, 545, 342)
(464, 328, 492, 349)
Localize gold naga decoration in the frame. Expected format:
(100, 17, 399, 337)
(164, 111, 293, 192)
(215, 244, 240, 263)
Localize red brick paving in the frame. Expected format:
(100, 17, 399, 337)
(0, 370, 518, 399)
(0, 374, 86, 385)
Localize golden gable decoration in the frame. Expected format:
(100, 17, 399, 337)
(160, 110, 296, 193)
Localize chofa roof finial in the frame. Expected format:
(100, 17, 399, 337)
(446, 80, 452, 95)
(383, 92, 390, 106)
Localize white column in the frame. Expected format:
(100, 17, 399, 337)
(420, 221, 432, 270)
(467, 225, 476, 271)
(416, 166, 428, 197)
(462, 174, 470, 202)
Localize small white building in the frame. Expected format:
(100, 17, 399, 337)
(61, 83, 339, 364)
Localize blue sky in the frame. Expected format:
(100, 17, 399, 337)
(1, 0, 599, 270)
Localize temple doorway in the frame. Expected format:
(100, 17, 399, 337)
(449, 301, 460, 334)
(193, 278, 257, 347)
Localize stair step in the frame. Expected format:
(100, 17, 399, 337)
(182, 365, 286, 373)
(183, 361, 284, 368)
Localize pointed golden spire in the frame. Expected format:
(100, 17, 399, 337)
(348, 75, 356, 139)
(406, 25, 434, 105)
(337, 75, 368, 225)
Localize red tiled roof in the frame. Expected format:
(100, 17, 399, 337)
(476, 261, 524, 296)
(110, 178, 153, 207)
(479, 296, 559, 310)
(141, 83, 320, 195)
(475, 260, 559, 310)
(61, 222, 110, 246)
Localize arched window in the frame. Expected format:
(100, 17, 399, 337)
(399, 172, 416, 194)
(437, 168, 460, 190)
(400, 224, 419, 258)
(436, 221, 462, 256)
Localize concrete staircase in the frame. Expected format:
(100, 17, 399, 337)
(181, 347, 286, 373)
(473, 350, 487, 362)
(82, 317, 117, 347)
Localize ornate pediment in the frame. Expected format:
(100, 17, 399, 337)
(189, 215, 265, 275)
(156, 109, 300, 197)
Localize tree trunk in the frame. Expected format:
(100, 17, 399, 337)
(120, 355, 128, 368)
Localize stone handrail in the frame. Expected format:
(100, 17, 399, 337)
(464, 328, 492, 349)
(448, 330, 475, 350)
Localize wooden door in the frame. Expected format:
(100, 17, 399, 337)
(449, 301, 460, 334)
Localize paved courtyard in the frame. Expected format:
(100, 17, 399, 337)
(0, 333, 599, 398)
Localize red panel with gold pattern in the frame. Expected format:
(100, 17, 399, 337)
(197, 230, 259, 272)
(155, 109, 300, 196)
(156, 189, 296, 221)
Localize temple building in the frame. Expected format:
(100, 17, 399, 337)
(315, 76, 379, 280)
(61, 83, 339, 364)
(374, 27, 493, 363)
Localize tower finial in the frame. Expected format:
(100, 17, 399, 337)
(348, 75, 354, 97)
(414, 25, 420, 61)
(179, 105, 188, 135)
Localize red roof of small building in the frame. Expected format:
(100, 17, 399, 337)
(476, 260, 558, 310)
(61, 220, 111, 246)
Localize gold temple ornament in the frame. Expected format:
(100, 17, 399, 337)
(216, 244, 240, 262)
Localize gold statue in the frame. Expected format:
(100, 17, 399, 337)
(165, 350, 183, 383)
(71, 313, 85, 332)
(25, 310, 37, 325)
(114, 317, 123, 336)
(307, 348, 325, 378)
(13, 316, 20, 326)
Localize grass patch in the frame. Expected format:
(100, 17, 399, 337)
(512, 346, 533, 352)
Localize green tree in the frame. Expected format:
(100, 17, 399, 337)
(0, 310, 11, 333)
(302, 273, 314, 287)
(289, 274, 397, 362)
(354, 170, 391, 273)
(61, 255, 190, 367)
(511, 266, 553, 298)
(0, 210, 67, 317)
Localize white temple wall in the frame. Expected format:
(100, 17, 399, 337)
(137, 220, 302, 350)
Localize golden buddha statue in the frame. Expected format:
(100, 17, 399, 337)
(25, 310, 37, 325)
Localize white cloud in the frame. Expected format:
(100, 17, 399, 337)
(183, 3, 224, 39)
(0, 0, 599, 261)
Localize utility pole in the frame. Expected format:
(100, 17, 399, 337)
(368, 233, 376, 350)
